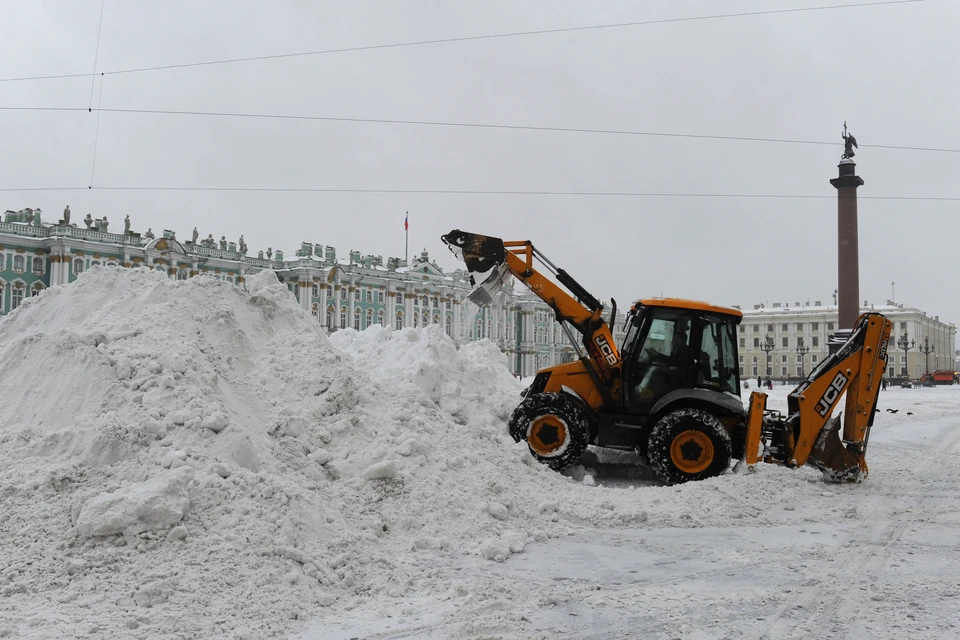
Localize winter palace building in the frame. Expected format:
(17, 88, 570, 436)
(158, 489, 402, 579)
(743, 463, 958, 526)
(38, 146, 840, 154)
(0, 207, 577, 376)
(2, 207, 954, 380)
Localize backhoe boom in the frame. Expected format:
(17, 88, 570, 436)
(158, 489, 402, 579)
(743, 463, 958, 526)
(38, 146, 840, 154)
(742, 312, 892, 482)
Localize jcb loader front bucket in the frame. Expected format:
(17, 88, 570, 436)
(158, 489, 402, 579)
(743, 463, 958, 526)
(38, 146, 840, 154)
(441, 230, 510, 305)
(808, 416, 867, 483)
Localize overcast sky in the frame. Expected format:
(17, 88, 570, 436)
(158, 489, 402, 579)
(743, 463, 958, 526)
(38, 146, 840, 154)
(2, 0, 958, 328)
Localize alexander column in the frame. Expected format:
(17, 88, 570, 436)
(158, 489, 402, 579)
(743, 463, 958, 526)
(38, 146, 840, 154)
(830, 122, 864, 331)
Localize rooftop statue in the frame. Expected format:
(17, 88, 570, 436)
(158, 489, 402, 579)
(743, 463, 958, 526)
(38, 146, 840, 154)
(841, 121, 858, 160)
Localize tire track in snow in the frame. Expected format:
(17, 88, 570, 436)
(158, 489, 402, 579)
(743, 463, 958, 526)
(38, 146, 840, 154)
(756, 418, 960, 640)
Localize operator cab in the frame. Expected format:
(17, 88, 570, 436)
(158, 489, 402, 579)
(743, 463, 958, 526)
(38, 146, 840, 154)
(620, 298, 742, 416)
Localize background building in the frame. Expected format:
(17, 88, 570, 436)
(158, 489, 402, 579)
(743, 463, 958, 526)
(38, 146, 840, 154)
(739, 299, 956, 382)
(0, 208, 576, 376)
(4, 208, 954, 381)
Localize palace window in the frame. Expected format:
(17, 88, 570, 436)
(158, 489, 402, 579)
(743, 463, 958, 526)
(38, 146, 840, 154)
(11, 286, 24, 310)
(73, 259, 84, 274)
(327, 285, 333, 296)
(377, 291, 384, 304)
(445, 301, 451, 310)
(13, 255, 26, 273)
(395, 310, 403, 330)
(312, 284, 319, 298)
(365, 289, 372, 303)
(433, 314, 440, 325)
(767, 324, 774, 332)
(781, 366, 788, 376)
(32, 257, 44, 275)
(326, 306, 334, 327)
(354, 307, 361, 330)
(432, 297, 439, 308)
(340, 306, 347, 329)
(796, 323, 804, 331)
(354, 289, 360, 302)
(781, 355, 788, 363)
(812, 322, 819, 330)
(782, 337, 789, 348)
(177, 269, 188, 281)
(340, 287, 347, 300)
(0, 281, 4, 313)
(445, 315, 453, 336)
(366, 308, 373, 328)
(421, 295, 428, 308)
(396, 292, 403, 305)
(782, 323, 789, 331)
(377, 310, 384, 326)
(827, 322, 834, 330)
(812, 336, 819, 347)
(311, 304, 319, 318)
(413, 312, 419, 328)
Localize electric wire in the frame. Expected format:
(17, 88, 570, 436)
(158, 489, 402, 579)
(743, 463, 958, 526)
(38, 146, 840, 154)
(0, 0, 928, 84)
(89, 77, 105, 187)
(0, 186, 957, 200)
(1, 106, 958, 155)
(87, 0, 106, 109)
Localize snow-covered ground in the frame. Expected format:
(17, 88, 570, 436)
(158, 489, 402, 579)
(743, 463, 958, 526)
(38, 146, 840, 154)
(0, 268, 957, 639)
(306, 384, 960, 640)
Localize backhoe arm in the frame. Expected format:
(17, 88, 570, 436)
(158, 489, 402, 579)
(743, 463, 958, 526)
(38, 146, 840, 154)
(742, 312, 892, 482)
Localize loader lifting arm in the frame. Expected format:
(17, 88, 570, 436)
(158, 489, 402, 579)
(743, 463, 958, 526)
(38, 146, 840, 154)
(440, 230, 621, 387)
(742, 312, 892, 482)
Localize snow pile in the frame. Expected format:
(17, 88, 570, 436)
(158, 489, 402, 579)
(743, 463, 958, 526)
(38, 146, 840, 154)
(0, 267, 845, 639)
(329, 324, 521, 430)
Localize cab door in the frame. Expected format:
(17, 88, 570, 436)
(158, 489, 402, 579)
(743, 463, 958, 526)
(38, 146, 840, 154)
(625, 309, 695, 415)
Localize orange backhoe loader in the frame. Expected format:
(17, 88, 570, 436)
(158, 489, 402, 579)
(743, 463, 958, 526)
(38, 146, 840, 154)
(442, 230, 892, 484)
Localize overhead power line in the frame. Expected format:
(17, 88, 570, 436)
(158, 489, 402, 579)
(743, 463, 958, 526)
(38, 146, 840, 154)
(2, 105, 958, 155)
(0, 186, 957, 200)
(0, 0, 927, 83)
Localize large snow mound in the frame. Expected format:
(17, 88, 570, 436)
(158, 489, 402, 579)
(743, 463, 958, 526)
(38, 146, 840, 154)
(0, 268, 823, 639)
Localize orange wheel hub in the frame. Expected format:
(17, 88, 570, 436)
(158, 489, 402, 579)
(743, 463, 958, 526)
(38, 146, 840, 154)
(527, 415, 568, 457)
(670, 430, 714, 474)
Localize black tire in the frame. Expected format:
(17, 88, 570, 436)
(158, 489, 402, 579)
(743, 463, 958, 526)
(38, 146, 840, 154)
(508, 392, 590, 471)
(647, 408, 732, 485)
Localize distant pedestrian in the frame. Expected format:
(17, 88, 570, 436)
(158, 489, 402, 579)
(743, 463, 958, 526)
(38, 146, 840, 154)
(881, 378, 888, 391)
(767, 379, 774, 390)
(758, 376, 763, 388)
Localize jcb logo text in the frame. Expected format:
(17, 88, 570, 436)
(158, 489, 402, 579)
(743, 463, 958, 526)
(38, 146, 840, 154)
(594, 335, 619, 366)
(816, 372, 848, 417)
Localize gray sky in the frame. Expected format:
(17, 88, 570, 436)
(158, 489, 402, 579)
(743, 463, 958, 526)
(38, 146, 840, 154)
(2, 0, 958, 328)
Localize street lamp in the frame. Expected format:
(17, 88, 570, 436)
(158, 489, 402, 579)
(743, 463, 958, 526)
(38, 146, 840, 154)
(796, 337, 810, 378)
(760, 335, 775, 379)
(896, 330, 915, 379)
(918, 335, 934, 379)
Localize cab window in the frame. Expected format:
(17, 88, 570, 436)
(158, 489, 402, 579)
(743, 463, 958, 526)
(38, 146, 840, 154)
(697, 318, 739, 394)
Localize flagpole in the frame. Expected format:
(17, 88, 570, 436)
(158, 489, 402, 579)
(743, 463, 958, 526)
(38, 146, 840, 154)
(405, 211, 409, 265)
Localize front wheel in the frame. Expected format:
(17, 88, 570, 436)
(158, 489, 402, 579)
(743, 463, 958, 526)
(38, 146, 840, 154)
(647, 408, 732, 484)
(508, 392, 591, 471)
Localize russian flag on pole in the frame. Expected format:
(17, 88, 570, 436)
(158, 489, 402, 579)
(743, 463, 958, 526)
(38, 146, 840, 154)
(404, 213, 409, 231)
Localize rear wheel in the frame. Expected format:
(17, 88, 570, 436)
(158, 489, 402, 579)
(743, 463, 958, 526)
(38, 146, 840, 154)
(647, 408, 732, 484)
(508, 392, 590, 471)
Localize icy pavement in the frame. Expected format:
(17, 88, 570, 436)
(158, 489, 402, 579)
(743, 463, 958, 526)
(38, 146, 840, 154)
(0, 268, 957, 639)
